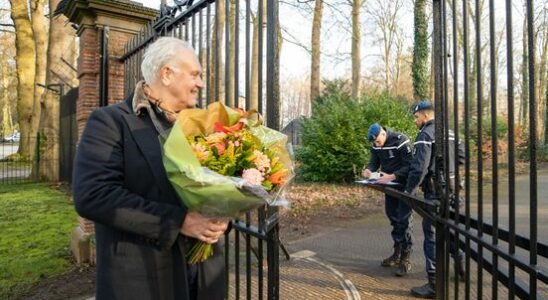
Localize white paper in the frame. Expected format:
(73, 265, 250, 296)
(355, 179, 399, 186)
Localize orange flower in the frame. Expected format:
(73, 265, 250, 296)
(269, 169, 288, 185)
(214, 121, 244, 133)
(212, 142, 226, 155)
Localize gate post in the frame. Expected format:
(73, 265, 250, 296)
(432, 0, 449, 299)
(58, 0, 158, 265)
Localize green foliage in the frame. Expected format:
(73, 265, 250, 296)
(412, 0, 429, 101)
(468, 116, 508, 142)
(518, 143, 548, 162)
(296, 82, 417, 183)
(0, 183, 76, 299)
(361, 93, 419, 141)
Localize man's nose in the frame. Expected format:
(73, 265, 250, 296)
(196, 77, 205, 88)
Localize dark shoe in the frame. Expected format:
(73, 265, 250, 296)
(381, 246, 401, 267)
(454, 256, 465, 282)
(410, 282, 436, 298)
(395, 249, 412, 276)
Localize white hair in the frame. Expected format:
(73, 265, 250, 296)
(141, 37, 194, 84)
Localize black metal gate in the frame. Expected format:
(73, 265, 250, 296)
(121, 1, 281, 299)
(430, 0, 547, 298)
(59, 87, 78, 184)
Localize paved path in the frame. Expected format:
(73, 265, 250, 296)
(81, 209, 546, 299)
(282, 211, 426, 299)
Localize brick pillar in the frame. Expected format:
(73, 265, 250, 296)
(61, 0, 158, 264)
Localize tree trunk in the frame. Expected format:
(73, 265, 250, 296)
(250, 4, 263, 110)
(310, 0, 323, 102)
(520, 8, 529, 130)
(30, 0, 48, 163)
(210, 0, 225, 103)
(412, 0, 428, 101)
(226, 0, 236, 107)
(1, 64, 14, 136)
(536, 26, 548, 145)
(351, 0, 361, 99)
(1, 31, 15, 137)
(36, 0, 75, 181)
(10, 0, 37, 160)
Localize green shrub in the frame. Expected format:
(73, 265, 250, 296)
(296, 82, 417, 183)
(361, 93, 418, 142)
(467, 116, 508, 142)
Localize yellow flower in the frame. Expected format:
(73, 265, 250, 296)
(205, 132, 227, 144)
(191, 142, 210, 161)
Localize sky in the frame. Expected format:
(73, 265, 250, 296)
(0, 0, 537, 92)
(135, 0, 318, 78)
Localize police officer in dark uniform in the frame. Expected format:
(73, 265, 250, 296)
(405, 101, 464, 298)
(362, 123, 414, 276)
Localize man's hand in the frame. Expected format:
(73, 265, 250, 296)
(377, 172, 396, 184)
(362, 168, 372, 178)
(181, 212, 229, 244)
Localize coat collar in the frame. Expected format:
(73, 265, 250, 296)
(121, 93, 179, 204)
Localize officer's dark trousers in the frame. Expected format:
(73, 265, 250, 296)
(385, 190, 413, 251)
(422, 198, 464, 281)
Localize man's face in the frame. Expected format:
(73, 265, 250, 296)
(372, 129, 387, 147)
(414, 111, 426, 129)
(161, 49, 204, 112)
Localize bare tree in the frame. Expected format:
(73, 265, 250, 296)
(210, 0, 225, 103)
(9, 0, 37, 160)
(250, 0, 266, 110)
(310, 0, 323, 102)
(366, 0, 404, 93)
(520, 13, 528, 129)
(350, 0, 362, 99)
(29, 0, 48, 158)
(0, 32, 16, 136)
(37, 0, 77, 180)
(226, 0, 236, 107)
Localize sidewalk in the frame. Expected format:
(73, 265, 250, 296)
(227, 211, 425, 299)
(83, 210, 525, 299)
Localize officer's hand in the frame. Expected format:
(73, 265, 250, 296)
(362, 168, 372, 178)
(377, 172, 396, 183)
(181, 212, 229, 244)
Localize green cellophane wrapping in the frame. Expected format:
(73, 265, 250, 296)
(161, 102, 293, 218)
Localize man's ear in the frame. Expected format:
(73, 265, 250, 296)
(160, 65, 172, 86)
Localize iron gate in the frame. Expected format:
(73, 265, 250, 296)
(59, 87, 78, 184)
(120, 1, 281, 299)
(379, 0, 548, 299)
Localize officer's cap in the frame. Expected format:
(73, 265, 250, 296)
(367, 123, 382, 142)
(412, 100, 433, 114)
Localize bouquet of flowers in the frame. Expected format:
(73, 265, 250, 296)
(161, 102, 293, 264)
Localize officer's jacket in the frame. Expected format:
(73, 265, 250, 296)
(367, 129, 412, 184)
(404, 119, 463, 194)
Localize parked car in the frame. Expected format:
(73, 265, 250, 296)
(2, 132, 20, 143)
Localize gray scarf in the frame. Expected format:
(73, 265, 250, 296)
(131, 80, 172, 134)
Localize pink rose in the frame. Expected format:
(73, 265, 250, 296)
(242, 168, 264, 186)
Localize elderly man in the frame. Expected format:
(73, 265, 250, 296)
(362, 123, 413, 276)
(73, 37, 228, 300)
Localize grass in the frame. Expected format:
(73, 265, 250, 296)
(0, 183, 76, 299)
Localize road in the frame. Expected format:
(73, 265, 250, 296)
(0, 143, 19, 160)
(468, 167, 548, 244)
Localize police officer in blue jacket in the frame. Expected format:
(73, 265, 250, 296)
(405, 101, 464, 298)
(363, 123, 414, 276)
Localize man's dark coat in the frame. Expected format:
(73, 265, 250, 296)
(73, 96, 226, 300)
